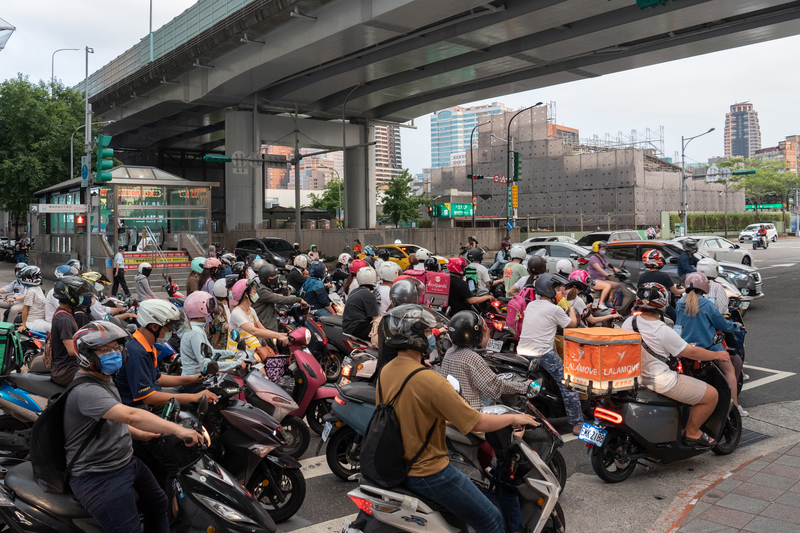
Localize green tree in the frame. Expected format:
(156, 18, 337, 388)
(381, 170, 427, 226)
(308, 176, 342, 224)
(0, 74, 86, 237)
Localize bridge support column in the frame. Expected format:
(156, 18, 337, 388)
(345, 123, 376, 229)
(225, 110, 263, 231)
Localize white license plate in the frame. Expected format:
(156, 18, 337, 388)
(343, 356, 351, 365)
(755, 284, 762, 293)
(486, 339, 504, 352)
(578, 423, 607, 447)
(321, 421, 333, 442)
(339, 377, 350, 386)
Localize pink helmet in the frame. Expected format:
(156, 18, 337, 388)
(568, 269, 593, 289)
(350, 259, 368, 274)
(184, 291, 217, 319)
(204, 258, 221, 269)
(230, 278, 250, 306)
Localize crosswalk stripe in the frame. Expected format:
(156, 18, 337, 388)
(300, 455, 334, 479)
(285, 514, 358, 533)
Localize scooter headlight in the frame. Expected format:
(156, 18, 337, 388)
(195, 494, 258, 524)
(305, 329, 312, 345)
(248, 444, 276, 457)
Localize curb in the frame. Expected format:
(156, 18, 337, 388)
(647, 433, 800, 533)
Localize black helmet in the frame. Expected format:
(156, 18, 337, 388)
(14, 262, 27, 276)
(683, 238, 698, 253)
(534, 273, 558, 300)
(466, 247, 484, 263)
(54, 275, 92, 307)
(220, 253, 236, 266)
(258, 263, 279, 284)
(73, 321, 131, 375)
(18, 266, 43, 287)
(527, 256, 546, 276)
(363, 256, 376, 269)
(389, 278, 425, 306)
(424, 257, 440, 272)
(231, 261, 246, 275)
(377, 248, 390, 261)
(447, 310, 486, 348)
(381, 304, 446, 356)
(225, 274, 240, 289)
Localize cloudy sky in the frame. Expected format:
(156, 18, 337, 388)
(3, 1, 800, 176)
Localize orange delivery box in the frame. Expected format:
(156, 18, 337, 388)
(562, 327, 642, 394)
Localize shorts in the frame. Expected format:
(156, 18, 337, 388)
(662, 374, 707, 406)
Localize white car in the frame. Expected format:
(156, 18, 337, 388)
(520, 242, 589, 273)
(674, 236, 754, 267)
(521, 235, 578, 245)
(739, 223, 778, 244)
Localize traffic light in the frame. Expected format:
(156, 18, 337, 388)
(76, 214, 86, 234)
(95, 134, 114, 183)
(513, 152, 522, 181)
(678, 210, 686, 217)
(427, 205, 434, 218)
(472, 174, 484, 180)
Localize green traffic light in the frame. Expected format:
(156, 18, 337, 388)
(513, 152, 522, 182)
(95, 134, 114, 183)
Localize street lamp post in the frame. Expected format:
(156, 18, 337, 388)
(319, 165, 342, 226)
(51, 48, 80, 94)
(71, 121, 114, 179)
(341, 83, 362, 251)
(506, 103, 543, 238)
(149, 0, 154, 62)
(432, 194, 445, 255)
(469, 120, 492, 228)
(680, 128, 715, 234)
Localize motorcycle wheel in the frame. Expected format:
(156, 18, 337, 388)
(307, 398, 332, 435)
(248, 465, 306, 524)
(320, 350, 343, 383)
(590, 434, 637, 483)
(547, 450, 568, 490)
(737, 372, 743, 395)
(541, 501, 566, 533)
(712, 406, 742, 456)
(279, 415, 310, 459)
(325, 426, 361, 481)
(0, 416, 30, 459)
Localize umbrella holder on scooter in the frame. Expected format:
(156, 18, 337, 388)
(562, 327, 642, 395)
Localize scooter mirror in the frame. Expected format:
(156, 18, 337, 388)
(446, 375, 461, 394)
(162, 398, 179, 420)
(197, 395, 209, 418)
(230, 329, 240, 342)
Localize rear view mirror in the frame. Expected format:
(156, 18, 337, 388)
(570, 253, 578, 259)
(733, 244, 740, 249)
(668, 257, 678, 264)
(197, 395, 209, 418)
(446, 375, 461, 394)
(162, 398, 179, 420)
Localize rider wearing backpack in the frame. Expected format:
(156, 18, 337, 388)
(50, 276, 93, 386)
(64, 321, 202, 533)
(371, 304, 537, 533)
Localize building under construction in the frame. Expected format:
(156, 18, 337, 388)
(427, 107, 745, 230)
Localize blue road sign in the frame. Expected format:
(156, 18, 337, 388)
(507, 220, 514, 231)
(81, 164, 89, 179)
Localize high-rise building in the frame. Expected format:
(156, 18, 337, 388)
(430, 102, 513, 168)
(724, 102, 762, 159)
(753, 135, 799, 173)
(264, 146, 293, 189)
(548, 123, 579, 144)
(375, 124, 403, 186)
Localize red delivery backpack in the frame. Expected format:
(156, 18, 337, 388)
(506, 279, 536, 339)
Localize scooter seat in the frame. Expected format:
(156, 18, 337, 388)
(318, 315, 343, 327)
(5, 462, 91, 518)
(28, 355, 50, 375)
(446, 426, 484, 446)
(340, 382, 376, 404)
(6, 373, 64, 399)
(620, 387, 682, 407)
(360, 477, 450, 514)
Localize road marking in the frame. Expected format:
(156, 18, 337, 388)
(285, 514, 358, 533)
(761, 275, 778, 280)
(300, 455, 333, 479)
(755, 263, 796, 269)
(742, 364, 796, 392)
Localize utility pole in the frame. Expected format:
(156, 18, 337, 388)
(84, 46, 94, 268)
(680, 128, 715, 235)
(294, 106, 301, 247)
(149, 0, 154, 62)
(469, 120, 492, 228)
(505, 103, 543, 238)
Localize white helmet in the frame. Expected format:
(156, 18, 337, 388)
(137, 299, 182, 328)
(294, 255, 309, 269)
(138, 262, 152, 273)
(394, 239, 402, 244)
(213, 278, 228, 299)
(252, 258, 266, 272)
(697, 257, 720, 280)
(338, 253, 352, 265)
(556, 259, 574, 276)
(416, 248, 431, 262)
(356, 266, 378, 287)
(509, 245, 526, 260)
(377, 261, 402, 283)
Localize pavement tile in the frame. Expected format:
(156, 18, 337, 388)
(743, 460, 769, 472)
(790, 480, 800, 494)
(761, 462, 800, 480)
(775, 491, 800, 509)
(688, 501, 712, 518)
(748, 472, 798, 490)
(732, 482, 787, 502)
(761, 452, 783, 462)
(731, 469, 756, 482)
(698, 505, 756, 528)
(678, 518, 740, 533)
(784, 445, 800, 457)
(743, 515, 800, 533)
(716, 494, 771, 515)
(716, 479, 744, 492)
(774, 454, 800, 468)
(760, 503, 800, 526)
(701, 489, 729, 504)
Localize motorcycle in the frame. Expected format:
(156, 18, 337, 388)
(164, 275, 185, 307)
(752, 234, 768, 250)
(18, 329, 46, 369)
(283, 304, 344, 382)
(339, 344, 378, 387)
(583, 353, 742, 483)
(0, 396, 277, 532)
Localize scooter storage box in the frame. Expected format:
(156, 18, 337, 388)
(0, 322, 21, 375)
(562, 327, 641, 395)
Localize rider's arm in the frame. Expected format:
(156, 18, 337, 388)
(473, 413, 537, 433)
(240, 320, 288, 342)
(62, 339, 77, 357)
(104, 404, 201, 444)
(18, 305, 29, 329)
(466, 294, 493, 305)
(468, 356, 528, 400)
(680, 344, 730, 363)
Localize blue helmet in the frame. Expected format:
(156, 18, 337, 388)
(308, 261, 326, 279)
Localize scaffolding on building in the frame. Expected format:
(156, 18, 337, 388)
(566, 126, 666, 159)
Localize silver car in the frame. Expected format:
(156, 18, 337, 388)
(520, 242, 590, 273)
(674, 236, 753, 267)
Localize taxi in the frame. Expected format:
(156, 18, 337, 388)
(358, 244, 445, 270)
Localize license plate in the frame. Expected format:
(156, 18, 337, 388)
(486, 339, 504, 352)
(339, 377, 350, 386)
(321, 421, 333, 442)
(578, 423, 607, 447)
(343, 356, 351, 365)
(755, 284, 762, 293)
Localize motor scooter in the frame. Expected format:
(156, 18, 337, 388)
(283, 304, 343, 382)
(753, 234, 768, 249)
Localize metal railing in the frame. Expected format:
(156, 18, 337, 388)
(143, 226, 171, 286)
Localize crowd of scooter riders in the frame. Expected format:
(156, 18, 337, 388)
(0, 231, 749, 533)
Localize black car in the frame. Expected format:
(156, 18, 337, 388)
(235, 237, 294, 269)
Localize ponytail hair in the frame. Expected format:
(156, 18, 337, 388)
(566, 287, 581, 301)
(684, 290, 700, 317)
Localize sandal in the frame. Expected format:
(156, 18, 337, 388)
(682, 431, 715, 447)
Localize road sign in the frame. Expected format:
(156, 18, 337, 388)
(38, 204, 88, 214)
(493, 174, 507, 184)
(706, 165, 720, 182)
(512, 185, 518, 208)
(81, 155, 89, 187)
(507, 220, 514, 231)
(472, 196, 477, 206)
(720, 167, 731, 181)
(507, 191, 513, 217)
(513, 207, 518, 218)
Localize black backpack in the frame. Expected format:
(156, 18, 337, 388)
(31, 376, 106, 493)
(359, 366, 436, 488)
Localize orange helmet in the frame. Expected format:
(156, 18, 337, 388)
(642, 249, 665, 269)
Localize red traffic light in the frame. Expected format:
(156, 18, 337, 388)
(76, 215, 86, 226)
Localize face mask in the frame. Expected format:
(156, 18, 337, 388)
(228, 290, 234, 301)
(79, 294, 92, 308)
(555, 293, 563, 303)
(599, 250, 606, 256)
(99, 350, 123, 375)
(156, 328, 172, 343)
(427, 334, 436, 355)
(250, 291, 259, 303)
(268, 277, 279, 288)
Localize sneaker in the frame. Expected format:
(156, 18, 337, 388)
(743, 373, 750, 382)
(597, 303, 608, 310)
(737, 405, 748, 417)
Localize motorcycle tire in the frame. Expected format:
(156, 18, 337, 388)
(547, 450, 568, 490)
(307, 398, 332, 435)
(279, 415, 310, 459)
(542, 501, 566, 533)
(0, 415, 31, 459)
(737, 372, 743, 396)
(320, 350, 343, 383)
(248, 465, 306, 523)
(712, 405, 742, 456)
(590, 434, 637, 483)
(325, 426, 361, 481)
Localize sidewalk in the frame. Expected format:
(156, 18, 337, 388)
(673, 443, 800, 533)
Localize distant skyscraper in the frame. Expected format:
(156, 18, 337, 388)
(724, 102, 761, 159)
(374, 124, 402, 186)
(430, 102, 513, 168)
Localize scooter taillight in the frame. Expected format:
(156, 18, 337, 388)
(594, 407, 623, 425)
(492, 320, 503, 331)
(334, 395, 346, 405)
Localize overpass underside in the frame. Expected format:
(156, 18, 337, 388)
(89, 0, 800, 231)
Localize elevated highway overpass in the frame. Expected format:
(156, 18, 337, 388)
(87, 0, 800, 230)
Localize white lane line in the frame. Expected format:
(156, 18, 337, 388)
(761, 276, 778, 280)
(288, 514, 358, 533)
(755, 263, 796, 269)
(300, 455, 333, 480)
(742, 364, 796, 392)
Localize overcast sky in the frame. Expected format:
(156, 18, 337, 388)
(3, 2, 799, 177)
